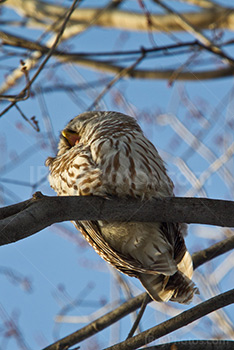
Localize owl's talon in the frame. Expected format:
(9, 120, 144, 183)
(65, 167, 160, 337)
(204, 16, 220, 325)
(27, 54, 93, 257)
(32, 191, 45, 200)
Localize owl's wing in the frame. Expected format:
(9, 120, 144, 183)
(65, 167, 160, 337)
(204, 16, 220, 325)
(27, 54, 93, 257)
(160, 222, 187, 264)
(74, 220, 162, 277)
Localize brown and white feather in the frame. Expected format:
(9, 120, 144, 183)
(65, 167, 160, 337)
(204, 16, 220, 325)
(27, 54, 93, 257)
(46, 111, 197, 303)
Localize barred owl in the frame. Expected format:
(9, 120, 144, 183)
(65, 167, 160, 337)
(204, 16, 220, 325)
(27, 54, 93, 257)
(46, 111, 197, 303)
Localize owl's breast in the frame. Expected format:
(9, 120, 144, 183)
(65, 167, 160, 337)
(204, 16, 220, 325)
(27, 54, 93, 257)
(90, 135, 174, 199)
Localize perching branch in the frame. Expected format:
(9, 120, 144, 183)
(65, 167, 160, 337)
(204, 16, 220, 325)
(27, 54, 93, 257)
(1, 192, 234, 246)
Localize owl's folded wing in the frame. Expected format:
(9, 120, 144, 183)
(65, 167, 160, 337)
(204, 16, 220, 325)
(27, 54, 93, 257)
(74, 220, 165, 277)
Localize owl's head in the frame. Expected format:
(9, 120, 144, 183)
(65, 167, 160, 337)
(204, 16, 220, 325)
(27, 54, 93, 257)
(57, 111, 140, 155)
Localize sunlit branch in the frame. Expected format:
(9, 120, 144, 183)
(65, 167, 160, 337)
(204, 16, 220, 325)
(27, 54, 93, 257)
(5, 1, 234, 32)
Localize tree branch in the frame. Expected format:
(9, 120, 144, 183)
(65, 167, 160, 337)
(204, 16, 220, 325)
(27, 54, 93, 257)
(104, 288, 234, 350)
(42, 293, 148, 350)
(1, 193, 234, 246)
(138, 341, 234, 350)
(0, 0, 81, 117)
(1, 30, 234, 82)
(4, 192, 230, 350)
(40, 234, 234, 350)
(192, 235, 234, 269)
(42, 282, 234, 350)
(5, 1, 234, 32)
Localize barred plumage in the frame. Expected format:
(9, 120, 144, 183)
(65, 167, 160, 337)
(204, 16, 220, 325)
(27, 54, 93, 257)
(46, 111, 198, 303)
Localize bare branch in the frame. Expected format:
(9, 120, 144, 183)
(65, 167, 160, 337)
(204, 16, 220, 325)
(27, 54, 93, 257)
(1, 193, 234, 246)
(192, 235, 234, 269)
(138, 340, 234, 350)
(4, 1, 234, 32)
(126, 294, 151, 339)
(0, 60, 31, 102)
(41, 293, 147, 350)
(0, 0, 81, 117)
(104, 289, 234, 350)
(2, 30, 234, 82)
(154, 0, 234, 67)
(87, 50, 146, 111)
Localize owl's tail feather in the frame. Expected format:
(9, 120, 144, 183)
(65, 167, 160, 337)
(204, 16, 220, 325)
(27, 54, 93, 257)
(139, 274, 174, 302)
(139, 271, 198, 304)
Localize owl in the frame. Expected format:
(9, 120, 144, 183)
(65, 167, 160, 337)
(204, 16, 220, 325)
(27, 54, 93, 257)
(46, 111, 197, 303)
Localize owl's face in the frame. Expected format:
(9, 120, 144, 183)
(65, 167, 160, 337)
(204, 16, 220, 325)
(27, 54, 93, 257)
(58, 111, 99, 152)
(58, 111, 140, 155)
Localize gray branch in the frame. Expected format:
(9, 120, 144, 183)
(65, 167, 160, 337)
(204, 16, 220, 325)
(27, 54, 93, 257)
(1, 192, 234, 246)
(138, 341, 234, 350)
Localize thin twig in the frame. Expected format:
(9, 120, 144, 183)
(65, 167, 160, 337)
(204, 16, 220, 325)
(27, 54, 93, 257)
(2, 30, 234, 82)
(0, 60, 30, 101)
(126, 294, 151, 339)
(14, 104, 40, 132)
(87, 49, 146, 111)
(153, 0, 234, 67)
(0, 0, 81, 118)
(36, 87, 57, 152)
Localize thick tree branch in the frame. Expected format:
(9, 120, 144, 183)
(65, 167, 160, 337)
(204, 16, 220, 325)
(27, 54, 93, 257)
(1, 193, 234, 246)
(5, 1, 234, 32)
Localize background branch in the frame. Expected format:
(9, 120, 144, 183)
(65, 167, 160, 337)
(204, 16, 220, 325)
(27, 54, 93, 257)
(40, 236, 234, 350)
(2, 30, 234, 82)
(138, 341, 234, 350)
(5, 1, 234, 32)
(104, 289, 234, 350)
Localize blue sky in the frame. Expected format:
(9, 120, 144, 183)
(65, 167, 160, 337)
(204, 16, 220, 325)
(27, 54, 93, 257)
(0, 0, 234, 349)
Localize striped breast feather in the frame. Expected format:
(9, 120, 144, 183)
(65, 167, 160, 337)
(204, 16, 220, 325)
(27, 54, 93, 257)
(47, 145, 103, 196)
(90, 132, 174, 198)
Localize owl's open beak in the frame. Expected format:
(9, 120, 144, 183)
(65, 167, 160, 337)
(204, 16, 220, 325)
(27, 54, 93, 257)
(62, 130, 80, 146)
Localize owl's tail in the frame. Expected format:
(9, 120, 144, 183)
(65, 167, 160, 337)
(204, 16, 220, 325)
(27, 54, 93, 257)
(139, 251, 198, 304)
(139, 271, 197, 304)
